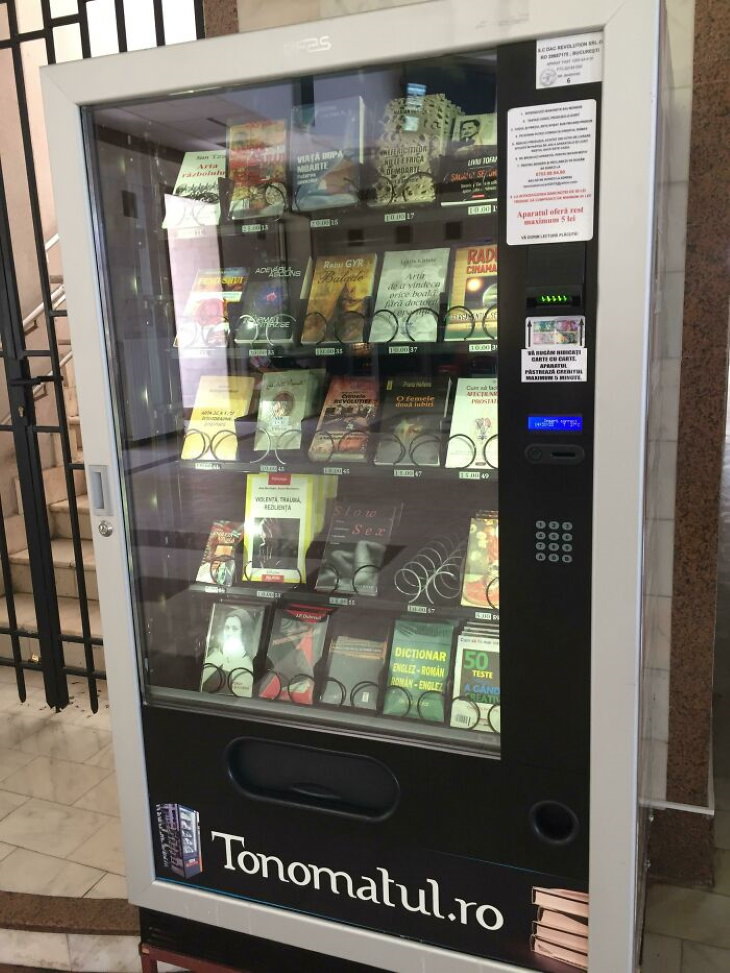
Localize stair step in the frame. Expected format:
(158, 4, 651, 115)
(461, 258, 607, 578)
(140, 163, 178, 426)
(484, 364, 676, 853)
(49, 495, 91, 540)
(14, 465, 86, 513)
(0, 591, 102, 640)
(10, 538, 97, 601)
(3, 514, 28, 555)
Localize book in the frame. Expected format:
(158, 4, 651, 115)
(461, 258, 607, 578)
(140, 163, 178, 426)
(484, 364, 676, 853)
(445, 377, 498, 469)
(532, 923, 588, 955)
(291, 96, 364, 211)
(445, 245, 498, 342)
(369, 90, 460, 206)
(308, 376, 379, 463)
(461, 512, 499, 609)
(321, 618, 389, 708)
(448, 113, 497, 155)
(257, 603, 333, 703)
(199, 602, 266, 698)
(384, 617, 457, 722)
(232, 260, 308, 347)
(163, 149, 226, 229)
(315, 501, 399, 597)
(374, 374, 452, 467)
(537, 909, 590, 937)
(254, 370, 320, 453)
(228, 120, 287, 218)
(243, 473, 319, 584)
(369, 248, 450, 344)
(301, 254, 378, 344)
(532, 888, 590, 919)
(530, 938, 588, 971)
(155, 804, 202, 878)
(441, 114, 497, 208)
(175, 267, 247, 349)
(181, 375, 255, 462)
(196, 520, 244, 587)
(450, 629, 500, 733)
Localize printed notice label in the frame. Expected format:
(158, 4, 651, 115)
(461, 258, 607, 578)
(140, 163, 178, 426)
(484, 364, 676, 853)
(536, 32, 603, 89)
(521, 347, 588, 383)
(507, 100, 596, 245)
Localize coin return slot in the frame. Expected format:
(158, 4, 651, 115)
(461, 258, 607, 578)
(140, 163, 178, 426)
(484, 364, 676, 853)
(529, 801, 580, 845)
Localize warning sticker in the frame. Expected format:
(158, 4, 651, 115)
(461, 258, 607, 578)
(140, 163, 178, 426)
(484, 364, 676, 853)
(521, 347, 587, 383)
(507, 100, 596, 245)
(536, 32, 603, 89)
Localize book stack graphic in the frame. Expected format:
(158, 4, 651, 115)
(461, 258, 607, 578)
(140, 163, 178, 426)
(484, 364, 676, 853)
(530, 887, 589, 970)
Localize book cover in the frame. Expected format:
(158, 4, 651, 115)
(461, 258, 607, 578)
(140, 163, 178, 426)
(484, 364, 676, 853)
(233, 261, 307, 346)
(530, 938, 588, 971)
(254, 370, 317, 453)
(445, 377, 498, 469)
(461, 512, 499, 609)
(450, 630, 500, 733)
(308, 376, 379, 463)
(163, 149, 226, 229)
(370, 248, 450, 343)
(321, 620, 389, 709)
(228, 120, 287, 218)
(445, 245, 498, 342)
(531, 888, 590, 919)
(301, 254, 378, 344)
(243, 473, 316, 584)
(291, 96, 364, 212)
(441, 145, 497, 209)
(315, 501, 399, 597)
(383, 617, 457, 722)
(374, 374, 451, 467)
(176, 267, 247, 349)
(200, 602, 266, 698)
(181, 375, 255, 462)
(532, 922, 588, 955)
(196, 520, 244, 587)
(257, 603, 333, 703)
(537, 909, 590, 937)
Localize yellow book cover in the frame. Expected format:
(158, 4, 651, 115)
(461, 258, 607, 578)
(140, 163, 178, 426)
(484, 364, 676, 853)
(301, 254, 377, 344)
(181, 375, 254, 462)
(446, 244, 498, 341)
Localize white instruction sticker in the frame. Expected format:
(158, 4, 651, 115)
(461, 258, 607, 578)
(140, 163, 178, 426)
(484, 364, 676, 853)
(507, 100, 596, 245)
(536, 32, 603, 89)
(521, 347, 588, 383)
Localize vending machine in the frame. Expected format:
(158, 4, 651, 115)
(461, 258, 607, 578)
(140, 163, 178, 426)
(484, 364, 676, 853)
(41, 0, 661, 969)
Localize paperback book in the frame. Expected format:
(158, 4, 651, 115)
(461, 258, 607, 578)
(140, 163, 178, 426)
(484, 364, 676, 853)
(461, 511, 499, 609)
(374, 373, 452, 467)
(369, 248, 450, 344)
(441, 113, 497, 208)
(175, 267, 247, 349)
(301, 254, 378, 344)
(383, 617, 458, 722)
(199, 602, 267, 698)
(196, 520, 244, 587)
(445, 245, 498, 342)
(321, 616, 389, 709)
(254, 369, 321, 453)
(308, 376, 379, 463)
(232, 260, 308, 347)
(163, 149, 226, 229)
(228, 120, 287, 218)
(315, 500, 400, 597)
(445, 377, 498, 469)
(257, 603, 333, 704)
(290, 96, 364, 211)
(450, 628, 500, 733)
(181, 375, 255, 462)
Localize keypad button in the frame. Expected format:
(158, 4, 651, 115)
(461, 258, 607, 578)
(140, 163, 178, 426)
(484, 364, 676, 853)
(548, 543, 559, 552)
(536, 531, 546, 540)
(563, 532, 573, 542)
(536, 542, 546, 551)
(536, 553, 546, 562)
(536, 520, 546, 529)
(562, 543, 573, 552)
(548, 532, 559, 541)
(548, 520, 559, 529)
(562, 521, 573, 530)
(548, 553, 559, 563)
(562, 554, 573, 563)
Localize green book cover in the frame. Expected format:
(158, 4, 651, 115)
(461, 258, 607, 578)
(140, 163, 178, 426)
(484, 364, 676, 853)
(384, 618, 457, 722)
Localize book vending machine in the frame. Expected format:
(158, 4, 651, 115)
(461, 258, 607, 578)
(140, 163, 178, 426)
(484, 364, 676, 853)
(42, 1, 661, 970)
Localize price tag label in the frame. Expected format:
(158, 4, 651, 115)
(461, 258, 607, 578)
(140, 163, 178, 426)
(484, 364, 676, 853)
(459, 471, 481, 480)
(194, 462, 222, 471)
(469, 342, 496, 354)
(394, 468, 419, 478)
(407, 604, 434, 614)
(240, 223, 267, 234)
(468, 203, 494, 216)
(475, 610, 496, 621)
(322, 467, 344, 476)
(315, 347, 343, 356)
(329, 596, 355, 607)
(256, 590, 278, 600)
(384, 211, 414, 223)
(388, 345, 416, 355)
(310, 218, 339, 228)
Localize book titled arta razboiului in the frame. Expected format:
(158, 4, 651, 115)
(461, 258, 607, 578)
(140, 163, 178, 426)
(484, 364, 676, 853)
(228, 119, 288, 219)
(301, 254, 378, 344)
(383, 617, 458, 722)
(461, 511, 499, 609)
(290, 96, 365, 212)
(445, 245, 498, 342)
(374, 373, 452, 467)
(369, 248, 450, 344)
(315, 500, 400, 597)
(445, 377, 498, 470)
(308, 376, 379, 463)
(441, 113, 497, 208)
(181, 375, 255, 463)
(163, 149, 227, 230)
(257, 603, 334, 704)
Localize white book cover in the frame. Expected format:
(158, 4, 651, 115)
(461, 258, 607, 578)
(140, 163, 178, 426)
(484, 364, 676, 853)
(445, 377, 498, 469)
(370, 248, 450, 343)
(254, 371, 316, 452)
(243, 473, 316, 584)
(450, 632, 500, 733)
(163, 150, 226, 229)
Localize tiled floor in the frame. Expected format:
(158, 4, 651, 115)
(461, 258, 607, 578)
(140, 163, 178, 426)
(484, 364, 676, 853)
(0, 666, 126, 900)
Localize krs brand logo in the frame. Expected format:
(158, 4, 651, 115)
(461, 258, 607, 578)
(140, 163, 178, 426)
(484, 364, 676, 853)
(285, 35, 332, 55)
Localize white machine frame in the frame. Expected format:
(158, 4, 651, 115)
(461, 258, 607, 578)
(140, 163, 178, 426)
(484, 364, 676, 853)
(42, 1, 659, 969)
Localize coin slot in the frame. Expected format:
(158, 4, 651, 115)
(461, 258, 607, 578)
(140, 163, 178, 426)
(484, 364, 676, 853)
(529, 801, 580, 845)
(525, 444, 585, 465)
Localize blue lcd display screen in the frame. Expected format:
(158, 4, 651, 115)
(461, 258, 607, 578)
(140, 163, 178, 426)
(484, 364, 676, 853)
(528, 415, 583, 433)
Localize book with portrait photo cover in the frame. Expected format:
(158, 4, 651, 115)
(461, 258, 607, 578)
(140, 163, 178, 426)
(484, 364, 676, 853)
(257, 603, 334, 704)
(199, 602, 267, 698)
